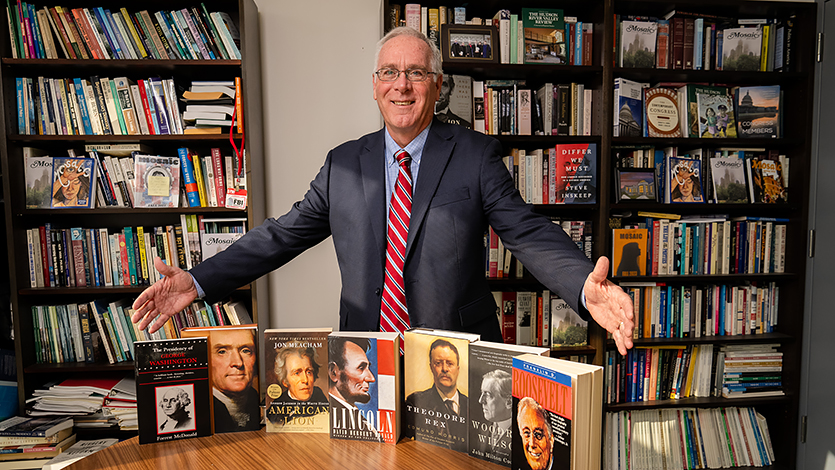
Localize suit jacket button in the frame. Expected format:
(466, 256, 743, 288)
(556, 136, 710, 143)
(375, 288, 381, 296)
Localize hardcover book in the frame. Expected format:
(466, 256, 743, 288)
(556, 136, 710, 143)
(435, 74, 472, 129)
(612, 228, 648, 276)
(619, 20, 657, 68)
(722, 27, 763, 71)
(521, 8, 566, 64)
(179, 324, 261, 433)
(467, 341, 548, 466)
(132, 154, 181, 208)
(135, 337, 212, 444)
(736, 85, 780, 138)
(24, 148, 52, 209)
(643, 87, 681, 138)
(668, 156, 705, 203)
(613, 78, 647, 137)
(327, 331, 401, 444)
(404, 328, 480, 452)
(710, 157, 749, 203)
(50, 157, 95, 208)
(696, 90, 737, 138)
(551, 297, 588, 347)
(511, 354, 603, 470)
(264, 328, 332, 433)
(554, 143, 597, 204)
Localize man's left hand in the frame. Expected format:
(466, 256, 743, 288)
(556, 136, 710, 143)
(584, 256, 634, 356)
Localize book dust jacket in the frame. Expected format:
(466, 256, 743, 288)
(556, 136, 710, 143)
(135, 338, 212, 444)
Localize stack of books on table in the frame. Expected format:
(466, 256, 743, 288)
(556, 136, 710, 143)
(0, 416, 76, 469)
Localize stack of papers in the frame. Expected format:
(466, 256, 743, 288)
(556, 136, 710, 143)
(102, 378, 137, 430)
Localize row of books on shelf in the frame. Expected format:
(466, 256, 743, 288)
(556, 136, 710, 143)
(6, 2, 241, 60)
(616, 11, 795, 72)
(615, 79, 782, 139)
(17, 76, 242, 136)
(620, 282, 780, 340)
(503, 143, 598, 204)
(25, 216, 246, 288)
(604, 406, 775, 470)
(25, 145, 247, 209)
(612, 216, 787, 276)
(492, 290, 589, 350)
(30, 297, 252, 365)
(606, 343, 783, 405)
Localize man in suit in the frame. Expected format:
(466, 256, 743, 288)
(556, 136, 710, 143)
(131, 27, 634, 356)
(328, 337, 382, 441)
(404, 339, 468, 451)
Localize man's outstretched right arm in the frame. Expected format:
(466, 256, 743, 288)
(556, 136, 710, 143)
(131, 256, 199, 333)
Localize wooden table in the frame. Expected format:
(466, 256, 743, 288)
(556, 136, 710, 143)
(66, 430, 506, 469)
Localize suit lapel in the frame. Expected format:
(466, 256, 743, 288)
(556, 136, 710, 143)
(407, 121, 454, 260)
(360, 129, 387, 260)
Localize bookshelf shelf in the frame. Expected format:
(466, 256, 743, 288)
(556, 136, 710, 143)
(24, 361, 134, 373)
(604, 394, 791, 412)
(613, 67, 808, 84)
(608, 332, 792, 348)
(9, 134, 243, 143)
(611, 273, 796, 283)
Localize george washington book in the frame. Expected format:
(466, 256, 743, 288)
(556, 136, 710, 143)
(468, 341, 548, 466)
(264, 328, 332, 433)
(511, 354, 603, 470)
(328, 331, 401, 444)
(135, 337, 211, 444)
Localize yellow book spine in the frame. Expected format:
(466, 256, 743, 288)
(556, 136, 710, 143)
(191, 152, 208, 207)
(136, 226, 148, 283)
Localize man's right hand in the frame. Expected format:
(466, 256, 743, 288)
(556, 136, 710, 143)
(131, 256, 198, 334)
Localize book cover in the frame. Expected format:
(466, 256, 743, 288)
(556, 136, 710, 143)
(551, 297, 588, 347)
(50, 157, 95, 208)
(327, 331, 401, 444)
(736, 85, 780, 139)
(710, 157, 749, 203)
(264, 328, 332, 433)
(24, 148, 52, 209)
(612, 228, 648, 276)
(404, 328, 480, 452)
(643, 87, 681, 138)
(696, 90, 736, 138)
(722, 27, 763, 71)
(554, 142, 597, 204)
(468, 341, 548, 466)
(435, 74, 472, 129)
(132, 154, 181, 208)
(613, 78, 647, 137)
(179, 324, 260, 433)
(41, 438, 118, 470)
(0, 417, 72, 438)
(134, 337, 212, 444)
(620, 20, 657, 68)
(748, 154, 787, 203)
(511, 354, 602, 470)
(521, 8, 566, 64)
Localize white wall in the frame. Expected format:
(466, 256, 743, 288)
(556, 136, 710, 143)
(255, 0, 383, 329)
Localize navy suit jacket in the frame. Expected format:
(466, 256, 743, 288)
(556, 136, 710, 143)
(191, 120, 594, 341)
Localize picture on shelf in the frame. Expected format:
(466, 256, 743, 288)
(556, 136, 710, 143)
(521, 8, 566, 64)
(668, 157, 705, 203)
(616, 169, 656, 201)
(50, 157, 95, 208)
(440, 24, 498, 64)
(710, 157, 749, 203)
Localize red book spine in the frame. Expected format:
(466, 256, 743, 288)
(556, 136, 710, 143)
(683, 18, 695, 69)
(502, 291, 517, 344)
(656, 22, 670, 69)
(583, 26, 592, 66)
(48, 7, 76, 59)
(136, 80, 156, 135)
(38, 226, 49, 286)
(672, 17, 685, 69)
(210, 148, 226, 207)
(69, 8, 99, 59)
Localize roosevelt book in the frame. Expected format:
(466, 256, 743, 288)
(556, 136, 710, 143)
(328, 331, 401, 444)
(468, 341, 548, 466)
(264, 328, 332, 433)
(404, 328, 480, 452)
(135, 337, 212, 444)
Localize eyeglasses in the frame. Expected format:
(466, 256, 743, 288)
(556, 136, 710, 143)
(375, 68, 436, 82)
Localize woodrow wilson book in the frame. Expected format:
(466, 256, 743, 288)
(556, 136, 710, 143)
(328, 331, 401, 444)
(135, 337, 212, 445)
(264, 328, 332, 433)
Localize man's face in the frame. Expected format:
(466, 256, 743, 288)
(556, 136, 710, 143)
(211, 330, 256, 396)
(479, 378, 511, 422)
(336, 341, 376, 405)
(160, 389, 182, 417)
(373, 35, 442, 145)
(519, 406, 553, 470)
(430, 345, 459, 395)
(283, 353, 316, 401)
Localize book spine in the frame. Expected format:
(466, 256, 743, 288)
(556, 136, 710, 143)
(234, 76, 243, 133)
(82, 8, 110, 59)
(190, 7, 221, 59)
(211, 148, 226, 207)
(178, 147, 201, 207)
(200, 3, 228, 59)
(139, 10, 168, 59)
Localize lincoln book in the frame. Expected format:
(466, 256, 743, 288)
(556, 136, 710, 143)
(511, 354, 603, 470)
(135, 337, 212, 444)
(264, 328, 332, 433)
(468, 341, 548, 466)
(328, 331, 401, 444)
(404, 328, 480, 452)
(179, 324, 261, 433)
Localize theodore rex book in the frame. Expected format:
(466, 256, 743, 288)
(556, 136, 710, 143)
(328, 331, 401, 444)
(135, 337, 212, 444)
(511, 354, 603, 470)
(468, 341, 548, 466)
(264, 328, 331, 433)
(404, 328, 479, 452)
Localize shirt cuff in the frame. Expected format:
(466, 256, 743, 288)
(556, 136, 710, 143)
(189, 273, 205, 299)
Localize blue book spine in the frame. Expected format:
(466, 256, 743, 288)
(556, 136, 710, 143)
(72, 79, 94, 135)
(149, 78, 170, 134)
(625, 349, 633, 402)
(574, 21, 583, 65)
(636, 349, 645, 401)
(16, 77, 25, 134)
(178, 147, 201, 207)
(44, 223, 55, 286)
(89, 229, 101, 286)
(27, 3, 44, 58)
(694, 19, 704, 70)
(105, 9, 130, 60)
(124, 226, 137, 286)
(26, 78, 35, 135)
(718, 285, 726, 335)
(94, 7, 122, 58)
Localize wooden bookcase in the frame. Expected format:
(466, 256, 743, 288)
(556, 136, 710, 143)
(384, 0, 815, 467)
(0, 0, 267, 419)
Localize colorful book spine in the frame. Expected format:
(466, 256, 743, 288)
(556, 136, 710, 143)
(178, 147, 201, 207)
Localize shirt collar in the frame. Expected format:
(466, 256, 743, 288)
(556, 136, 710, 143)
(384, 122, 431, 167)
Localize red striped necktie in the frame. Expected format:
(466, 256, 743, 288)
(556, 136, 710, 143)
(381, 149, 412, 349)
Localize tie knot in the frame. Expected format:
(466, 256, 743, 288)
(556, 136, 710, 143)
(395, 150, 411, 166)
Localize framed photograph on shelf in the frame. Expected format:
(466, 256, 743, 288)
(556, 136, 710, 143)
(616, 168, 657, 201)
(440, 24, 499, 64)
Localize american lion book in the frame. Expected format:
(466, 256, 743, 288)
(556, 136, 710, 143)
(264, 328, 331, 433)
(404, 328, 480, 452)
(511, 354, 603, 470)
(468, 341, 548, 466)
(328, 331, 401, 444)
(135, 337, 212, 444)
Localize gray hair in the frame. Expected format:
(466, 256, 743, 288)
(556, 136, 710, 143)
(482, 369, 512, 399)
(274, 347, 320, 387)
(517, 396, 552, 436)
(374, 27, 443, 75)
